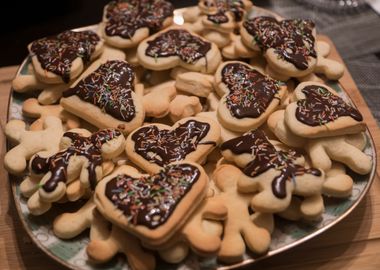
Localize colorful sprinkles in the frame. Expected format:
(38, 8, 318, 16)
(30, 30, 100, 83)
(63, 60, 136, 122)
(243, 16, 316, 70)
(105, 0, 173, 39)
(295, 85, 363, 126)
(31, 129, 122, 192)
(105, 163, 200, 228)
(206, 0, 247, 24)
(131, 120, 213, 166)
(221, 130, 321, 198)
(145, 29, 211, 64)
(221, 63, 281, 119)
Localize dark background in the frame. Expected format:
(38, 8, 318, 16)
(0, 0, 199, 66)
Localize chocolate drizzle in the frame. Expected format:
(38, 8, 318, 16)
(105, 163, 200, 228)
(145, 29, 211, 64)
(221, 130, 321, 198)
(206, 0, 246, 24)
(31, 129, 122, 192)
(132, 120, 213, 166)
(30, 30, 100, 83)
(295, 85, 363, 126)
(221, 63, 280, 119)
(243, 17, 316, 70)
(105, 0, 173, 39)
(63, 60, 136, 122)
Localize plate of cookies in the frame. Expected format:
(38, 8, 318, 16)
(5, 1, 376, 270)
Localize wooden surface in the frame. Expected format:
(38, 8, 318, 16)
(0, 37, 380, 270)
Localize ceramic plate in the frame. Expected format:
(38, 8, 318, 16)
(6, 7, 377, 270)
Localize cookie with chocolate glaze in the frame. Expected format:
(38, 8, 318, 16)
(25, 128, 125, 215)
(94, 162, 209, 246)
(215, 61, 287, 132)
(126, 116, 221, 174)
(28, 30, 104, 84)
(220, 130, 325, 213)
(241, 16, 317, 77)
(60, 59, 145, 134)
(200, 0, 253, 33)
(101, 0, 174, 49)
(137, 27, 222, 74)
(284, 82, 365, 138)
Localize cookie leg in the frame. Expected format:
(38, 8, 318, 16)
(53, 197, 95, 239)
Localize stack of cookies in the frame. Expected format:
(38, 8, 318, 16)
(4, 1, 373, 269)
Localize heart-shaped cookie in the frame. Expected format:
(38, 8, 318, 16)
(60, 60, 145, 134)
(126, 116, 220, 173)
(241, 16, 317, 77)
(215, 61, 287, 132)
(94, 162, 208, 245)
(30, 128, 125, 203)
(101, 0, 174, 48)
(28, 30, 104, 84)
(137, 27, 222, 73)
(285, 81, 365, 138)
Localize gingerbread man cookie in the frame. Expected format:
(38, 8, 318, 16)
(221, 130, 325, 213)
(22, 98, 80, 131)
(28, 129, 125, 211)
(212, 164, 273, 263)
(4, 116, 64, 175)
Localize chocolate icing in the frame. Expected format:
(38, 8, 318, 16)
(30, 30, 100, 83)
(145, 29, 211, 64)
(31, 129, 122, 192)
(243, 16, 316, 70)
(63, 60, 136, 122)
(221, 130, 321, 198)
(295, 85, 363, 126)
(221, 63, 280, 119)
(206, 0, 246, 24)
(105, 0, 173, 39)
(105, 163, 200, 228)
(132, 120, 213, 166)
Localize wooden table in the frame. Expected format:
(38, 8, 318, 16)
(1, 37, 380, 270)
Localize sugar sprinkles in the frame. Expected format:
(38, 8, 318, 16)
(105, 163, 200, 228)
